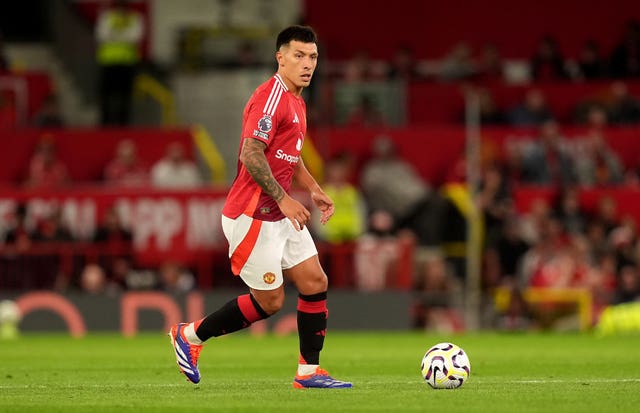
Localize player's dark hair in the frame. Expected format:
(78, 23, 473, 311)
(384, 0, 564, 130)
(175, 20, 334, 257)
(276, 25, 317, 50)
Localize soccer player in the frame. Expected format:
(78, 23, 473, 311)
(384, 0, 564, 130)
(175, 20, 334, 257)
(169, 25, 352, 389)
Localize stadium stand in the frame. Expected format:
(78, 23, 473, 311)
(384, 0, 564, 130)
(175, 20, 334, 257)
(1, 0, 640, 333)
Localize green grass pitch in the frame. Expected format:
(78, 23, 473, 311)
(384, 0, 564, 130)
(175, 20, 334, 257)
(0, 331, 639, 412)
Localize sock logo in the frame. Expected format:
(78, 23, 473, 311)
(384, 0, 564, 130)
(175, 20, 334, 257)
(263, 272, 276, 284)
(315, 329, 326, 337)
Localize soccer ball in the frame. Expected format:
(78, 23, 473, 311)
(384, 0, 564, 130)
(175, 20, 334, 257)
(420, 342, 470, 389)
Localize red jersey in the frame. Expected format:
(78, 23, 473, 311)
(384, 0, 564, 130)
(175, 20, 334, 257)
(222, 74, 307, 221)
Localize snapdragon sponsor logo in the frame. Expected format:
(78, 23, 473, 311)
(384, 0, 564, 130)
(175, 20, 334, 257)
(275, 149, 299, 164)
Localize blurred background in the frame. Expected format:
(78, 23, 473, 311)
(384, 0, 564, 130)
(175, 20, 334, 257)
(1, 0, 640, 335)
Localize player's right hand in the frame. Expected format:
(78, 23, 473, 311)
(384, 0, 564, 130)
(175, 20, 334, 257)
(278, 194, 311, 231)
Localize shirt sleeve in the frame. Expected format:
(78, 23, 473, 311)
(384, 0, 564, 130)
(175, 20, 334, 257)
(241, 87, 279, 147)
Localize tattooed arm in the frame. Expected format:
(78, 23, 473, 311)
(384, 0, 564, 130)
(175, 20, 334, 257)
(239, 138, 285, 202)
(239, 137, 310, 230)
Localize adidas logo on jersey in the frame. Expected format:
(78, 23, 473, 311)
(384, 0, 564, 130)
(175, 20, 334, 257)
(293, 113, 299, 123)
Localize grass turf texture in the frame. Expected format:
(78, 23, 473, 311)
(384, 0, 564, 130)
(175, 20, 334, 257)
(0, 332, 639, 412)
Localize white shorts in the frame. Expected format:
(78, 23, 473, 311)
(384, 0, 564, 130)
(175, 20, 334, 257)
(221, 214, 318, 290)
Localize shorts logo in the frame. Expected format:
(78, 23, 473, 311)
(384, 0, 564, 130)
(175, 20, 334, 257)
(258, 115, 272, 132)
(263, 272, 276, 284)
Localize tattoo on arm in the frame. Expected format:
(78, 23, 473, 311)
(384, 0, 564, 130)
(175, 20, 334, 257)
(240, 138, 285, 202)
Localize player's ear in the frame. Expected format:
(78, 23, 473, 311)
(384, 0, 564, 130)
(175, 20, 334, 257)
(276, 51, 284, 67)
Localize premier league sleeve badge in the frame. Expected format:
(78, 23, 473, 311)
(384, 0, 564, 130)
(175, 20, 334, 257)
(252, 114, 273, 139)
(258, 115, 273, 133)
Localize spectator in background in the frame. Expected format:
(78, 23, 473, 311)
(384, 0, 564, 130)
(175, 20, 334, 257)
(519, 121, 576, 186)
(615, 264, 640, 303)
(412, 249, 463, 332)
(606, 81, 640, 124)
(609, 215, 638, 264)
(93, 205, 133, 245)
(387, 45, 422, 81)
(354, 211, 414, 292)
(107, 256, 156, 291)
(529, 233, 591, 296)
(610, 20, 640, 78)
(360, 135, 442, 246)
(104, 139, 148, 186)
(508, 89, 554, 127)
(585, 104, 609, 130)
(484, 214, 530, 288)
(574, 130, 624, 187)
(587, 251, 618, 312)
(343, 49, 376, 82)
(573, 100, 608, 127)
(151, 141, 202, 188)
(3, 203, 33, 252)
(590, 195, 619, 237)
(158, 261, 196, 293)
(32, 206, 73, 243)
(92, 205, 134, 288)
(314, 152, 366, 244)
(345, 94, 386, 127)
(530, 35, 568, 81)
(577, 40, 607, 80)
(519, 197, 552, 246)
(520, 213, 573, 290)
(25, 135, 69, 188)
(470, 87, 506, 125)
(476, 43, 505, 82)
(80, 264, 107, 295)
(553, 187, 587, 236)
(439, 42, 476, 81)
(584, 219, 610, 260)
(32, 93, 65, 128)
(95, 0, 144, 125)
(476, 162, 512, 246)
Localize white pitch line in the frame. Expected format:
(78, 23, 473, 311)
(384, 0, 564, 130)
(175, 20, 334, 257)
(1, 378, 639, 390)
(0, 383, 187, 390)
(501, 378, 640, 384)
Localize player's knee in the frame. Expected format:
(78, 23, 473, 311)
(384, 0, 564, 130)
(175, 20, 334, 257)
(299, 272, 328, 294)
(256, 291, 285, 315)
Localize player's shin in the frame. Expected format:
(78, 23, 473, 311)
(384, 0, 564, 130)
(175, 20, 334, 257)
(194, 294, 270, 342)
(297, 291, 327, 373)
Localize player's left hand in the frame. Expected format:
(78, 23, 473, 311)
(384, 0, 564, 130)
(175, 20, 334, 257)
(311, 190, 334, 225)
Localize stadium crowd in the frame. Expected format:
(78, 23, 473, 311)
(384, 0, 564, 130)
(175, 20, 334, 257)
(1, 11, 640, 332)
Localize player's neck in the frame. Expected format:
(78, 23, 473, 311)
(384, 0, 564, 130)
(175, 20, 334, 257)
(277, 72, 304, 97)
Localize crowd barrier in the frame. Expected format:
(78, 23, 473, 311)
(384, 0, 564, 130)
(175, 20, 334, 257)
(0, 240, 413, 291)
(0, 186, 414, 290)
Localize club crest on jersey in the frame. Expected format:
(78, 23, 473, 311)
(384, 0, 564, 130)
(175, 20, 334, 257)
(263, 272, 276, 284)
(258, 114, 272, 133)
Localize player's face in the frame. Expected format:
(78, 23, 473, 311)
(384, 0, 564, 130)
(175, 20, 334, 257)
(277, 40, 318, 93)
